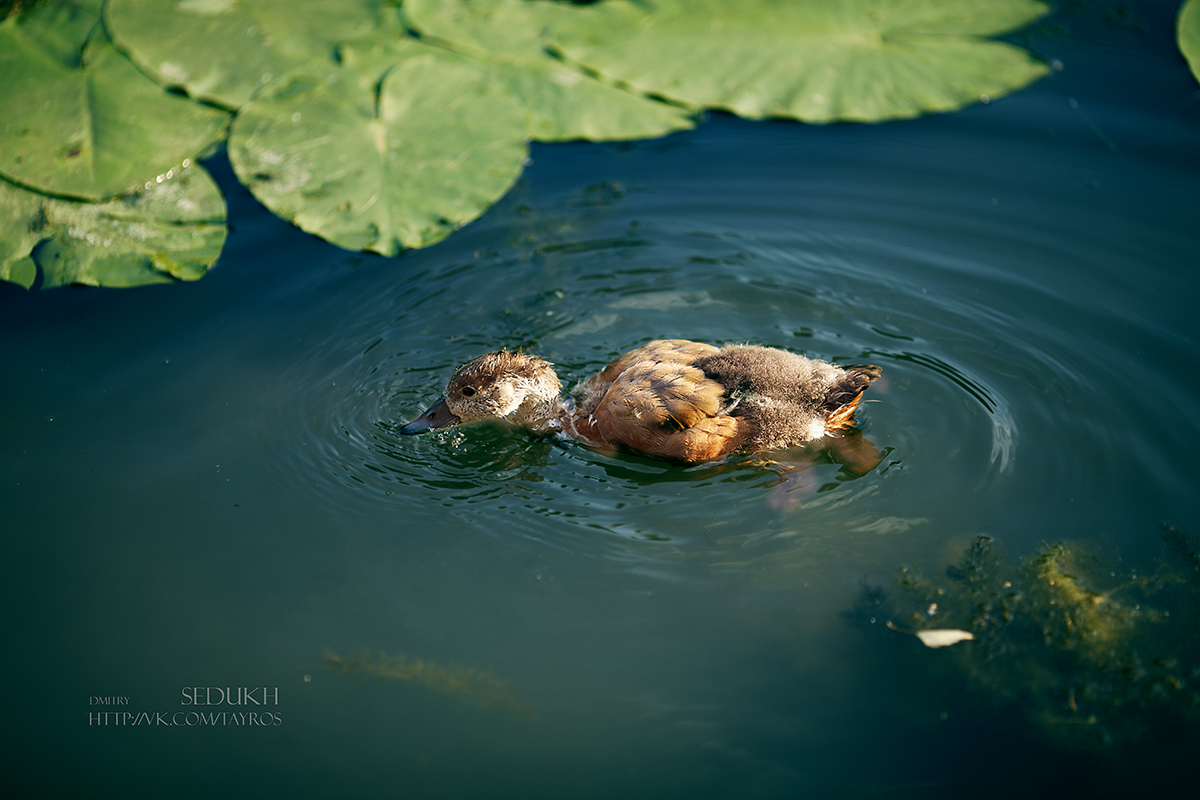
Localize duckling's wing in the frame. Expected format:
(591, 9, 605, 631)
(582, 339, 721, 395)
(588, 358, 747, 462)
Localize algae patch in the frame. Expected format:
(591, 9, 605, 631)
(323, 650, 535, 719)
(860, 527, 1200, 747)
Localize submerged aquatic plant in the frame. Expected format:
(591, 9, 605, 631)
(869, 528, 1200, 747)
(323, 649, 535, 718)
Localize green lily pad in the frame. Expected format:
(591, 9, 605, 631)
(106, 0, 398, 109)
(0, 1, 228, 201)
(229, 39, 528, 255)
(403, 0, 569, 63)
(1180, 0, 1200, 84)
(0, 179, 43, 289)
(0, 164, 227, 289)
(483, 58, 696, 141)
(547, 0, 1052, 123)
(402, 0, 695, 141)
(9, 0, 102, 68)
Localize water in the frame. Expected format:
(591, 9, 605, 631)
(3, 1, 1199, 796)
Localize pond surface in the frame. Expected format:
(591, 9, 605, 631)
(3, 1, 1199, 797)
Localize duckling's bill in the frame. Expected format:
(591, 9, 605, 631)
(400, 396, 461, 435)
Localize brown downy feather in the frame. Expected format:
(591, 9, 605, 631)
(584, 358, 737, 460)
(693, 345, 846, 451)
(577, 339, 720, 410)
(449, 349, 560, 390)
(572, 342, 881, 459)
(420, 339, 884, 463)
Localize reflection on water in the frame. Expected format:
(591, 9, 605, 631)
(3, 1, 1199, 796)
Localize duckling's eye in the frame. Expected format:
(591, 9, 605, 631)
(461, 387, 476, 397)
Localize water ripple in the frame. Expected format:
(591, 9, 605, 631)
(244, 156, 1195, 574)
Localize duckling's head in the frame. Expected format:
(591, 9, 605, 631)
(400, 350, 562, 435)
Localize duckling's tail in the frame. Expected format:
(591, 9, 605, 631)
(823, 365, 881, 431)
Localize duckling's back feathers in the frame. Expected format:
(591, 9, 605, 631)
(604, 360, 725, 430)
(578, 339, 719, 402)
(693, 345, 846, 406)
(574, 355, 740, 459)
(691, 347, 879, 449)
(569, 340, 879, 462)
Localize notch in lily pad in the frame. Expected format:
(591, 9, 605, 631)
(229, 38, 529, 255)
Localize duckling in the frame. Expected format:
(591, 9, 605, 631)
(401, 339, 880, 464)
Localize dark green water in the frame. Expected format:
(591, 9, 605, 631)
(3, 2, 1199, 797)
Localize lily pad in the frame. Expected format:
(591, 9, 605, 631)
(1180, 0, 1200, 84)
(0, 179, 43, 289)
(0, 164, 227, 289)
(229, 39, 528, 255)
(547, 0, 1052, 122)
(106, 0, 398, 109)
(402, 0, 695, 141)
(403, 0, 570, 63)
(0, 1, 228, 200)
(9, 0, 102, 67)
